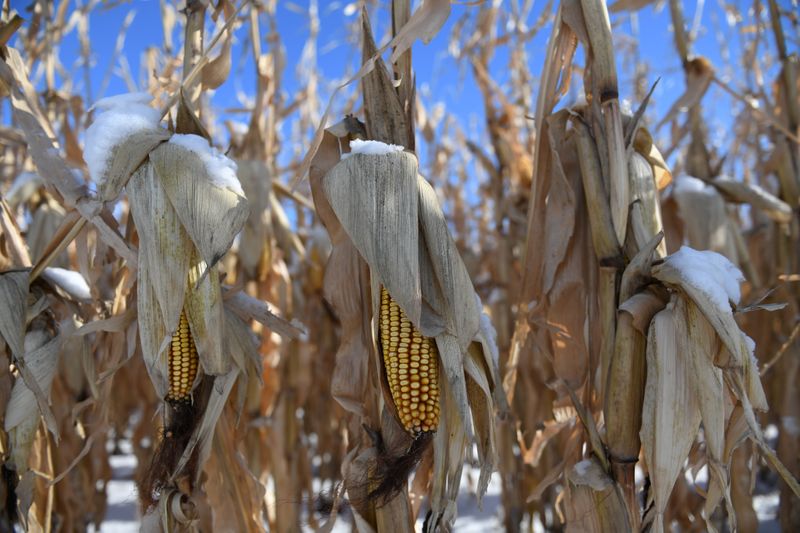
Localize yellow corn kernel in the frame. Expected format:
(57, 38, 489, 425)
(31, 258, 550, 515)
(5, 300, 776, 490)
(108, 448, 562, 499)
(167, 310, 198, 403)
(379, 287, 440, 434)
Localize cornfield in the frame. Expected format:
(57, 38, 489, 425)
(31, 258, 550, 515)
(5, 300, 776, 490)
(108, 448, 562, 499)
(0, 0, 798, 531)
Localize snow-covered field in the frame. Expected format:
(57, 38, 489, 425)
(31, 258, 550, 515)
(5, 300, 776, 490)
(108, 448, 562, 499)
(96, 447, 779, 532)
(94, 447, 508, 532)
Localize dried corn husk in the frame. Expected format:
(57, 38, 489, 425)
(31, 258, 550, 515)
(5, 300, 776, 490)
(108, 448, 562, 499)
(312, 135, 499, 530)
(4, 329, 62, 470)
(640, 298, 702, 533)
(0, 269, 28, 359)
(565, 458, 631, 532)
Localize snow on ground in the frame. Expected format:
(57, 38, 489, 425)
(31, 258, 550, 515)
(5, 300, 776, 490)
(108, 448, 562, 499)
(92, 441, 139, 533)
(97, 445, 780, 532)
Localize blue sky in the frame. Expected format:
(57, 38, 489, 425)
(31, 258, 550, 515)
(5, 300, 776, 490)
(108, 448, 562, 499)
(14, 0, 786, 181)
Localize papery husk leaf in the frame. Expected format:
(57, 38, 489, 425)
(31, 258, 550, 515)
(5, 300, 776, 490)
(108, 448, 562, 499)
(711, 176, 793, 223)
(619, 232, 663, 302)
(325, 237, 372, 416)
(671, 177, 737, 260)
(633, 127, 672, 189)
(223, 289, 305, 339)
(150, 141, 249, 274)
(137, 254, 170, 399)
(322, 152, 422, 328)
(172, 369, 239, 483)
(428, 369, 467, 533)
(640, 299, 702, 532)
(417, 176, 481, 350)
(0, 268, 28, 358)
(185, 254, 227, 375)
(201, 27, 232, 90)
(223, 309, 259, 375)
(540, 111, 578, 297)
(309, 125, 372, 417)
(236, 160, 271, 278)
(128, 162, 190, 335)
(5, 330, 61, 469)
(743, 352, 768, 410)
(627, 151, 666, 258)
(464, 343, 497, 499)
(679, 297, 732, 528)
(565, 458, 631, 532)
(436, 333, 471, 431)
(652, 260, 749, 366)
(101, 129, 170, 202)
(723, 405, 750, 462)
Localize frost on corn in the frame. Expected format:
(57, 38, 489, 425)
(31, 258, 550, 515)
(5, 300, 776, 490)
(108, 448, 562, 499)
(84, 92, 161, 184)
(42, 267, 91, 300)
(672, 174, 715, 196)
(347, 139, 404, 156)
(663, 246, 744, 313)
(168, 134, 243, 195)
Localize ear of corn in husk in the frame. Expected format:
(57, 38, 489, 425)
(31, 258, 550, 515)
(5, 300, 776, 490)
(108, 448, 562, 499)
(312, 137, 500, 530)
(91, 93, 251, 514)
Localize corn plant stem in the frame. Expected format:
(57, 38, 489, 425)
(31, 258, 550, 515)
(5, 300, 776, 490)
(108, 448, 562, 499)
(159, 0, 248, 120)
(391, 0, 415, 151)
(760, 320, 800, 376)
(598, 266, 618, 401)
(668, 0, 712, 179)
(181, 0, 206, 108)
(766, 0, 799, 131)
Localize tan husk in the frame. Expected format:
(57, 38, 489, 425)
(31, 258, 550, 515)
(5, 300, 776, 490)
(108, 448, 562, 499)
(640, 297, 702, 533)
(4, 330, 61, 470)
(149, 142, 249, 275)
(314, 142, 499, 529)
(565, 458, 631, 532)
(0, 269, 29, 359)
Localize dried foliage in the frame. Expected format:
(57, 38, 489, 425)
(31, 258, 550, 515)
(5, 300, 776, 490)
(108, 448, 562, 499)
(0, 0, 799, 532)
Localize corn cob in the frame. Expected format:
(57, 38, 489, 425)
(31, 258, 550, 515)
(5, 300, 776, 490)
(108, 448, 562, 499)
(167, 310, 199, 402)
(379, 286, 440, 434)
